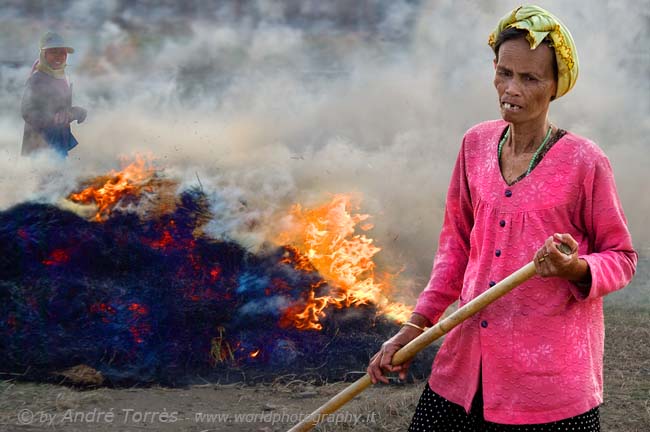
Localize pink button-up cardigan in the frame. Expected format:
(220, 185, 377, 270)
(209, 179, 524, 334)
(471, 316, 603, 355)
(413, 119, 637, 425)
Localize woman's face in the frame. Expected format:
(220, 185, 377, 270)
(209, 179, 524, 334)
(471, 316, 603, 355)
(44, 48, 68, 70)
(493, 37, 557, 125)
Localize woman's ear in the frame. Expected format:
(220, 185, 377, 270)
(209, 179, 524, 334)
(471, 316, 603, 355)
(550, 81, 557, 101)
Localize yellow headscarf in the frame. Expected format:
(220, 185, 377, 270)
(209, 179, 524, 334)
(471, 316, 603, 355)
(36, 49, 67, 80)
(488, 5, 579, 99)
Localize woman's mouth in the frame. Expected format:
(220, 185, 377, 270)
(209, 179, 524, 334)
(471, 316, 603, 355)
(501, 102, 522, 112)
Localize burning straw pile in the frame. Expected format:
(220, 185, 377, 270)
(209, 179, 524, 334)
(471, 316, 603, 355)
(0, 158, 436, 386)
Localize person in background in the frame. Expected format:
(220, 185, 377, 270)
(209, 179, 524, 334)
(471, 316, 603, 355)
(21, 31, 87, 157)
(367, 5, 636, 431)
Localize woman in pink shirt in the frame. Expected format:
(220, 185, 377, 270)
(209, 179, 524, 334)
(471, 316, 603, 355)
(367, 6, 637, 431)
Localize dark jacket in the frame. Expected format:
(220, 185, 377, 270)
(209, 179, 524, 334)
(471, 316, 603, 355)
(21, 71, 78, 156)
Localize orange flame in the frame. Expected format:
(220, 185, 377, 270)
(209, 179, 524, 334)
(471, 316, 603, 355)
(249, 349, 261, 358)
(277, 194, 411, 330)
(42, 249, 70, 266)
(68, 155, 157, 221)
(127, 303, 149, 344)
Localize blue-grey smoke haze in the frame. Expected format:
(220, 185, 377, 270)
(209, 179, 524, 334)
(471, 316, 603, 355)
(0, 0, 647, 304)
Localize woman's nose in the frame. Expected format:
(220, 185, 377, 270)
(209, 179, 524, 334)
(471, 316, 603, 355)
(504, 80, 521, 96)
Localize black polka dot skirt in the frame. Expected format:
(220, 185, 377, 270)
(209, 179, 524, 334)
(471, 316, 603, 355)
(408, 384, 600, 432)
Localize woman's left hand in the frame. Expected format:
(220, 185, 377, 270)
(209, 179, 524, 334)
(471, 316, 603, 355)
(534, 233, 589, 281)
(54, 110, 74, 125)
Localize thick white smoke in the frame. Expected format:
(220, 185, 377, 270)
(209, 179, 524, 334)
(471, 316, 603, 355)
(0, 0, 648, 303)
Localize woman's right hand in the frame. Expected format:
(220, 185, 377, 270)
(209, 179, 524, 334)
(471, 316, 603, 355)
(367, 325, 423, 384)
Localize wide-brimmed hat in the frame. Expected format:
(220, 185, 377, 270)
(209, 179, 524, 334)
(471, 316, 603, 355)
(40, 31, 74, 53)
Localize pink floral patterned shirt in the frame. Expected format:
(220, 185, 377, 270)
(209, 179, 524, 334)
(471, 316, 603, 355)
(414, 119, 637, 425)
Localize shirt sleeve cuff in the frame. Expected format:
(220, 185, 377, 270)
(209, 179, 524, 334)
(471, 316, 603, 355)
(568, 255, 594, 300)
(413, 302, 442, 327)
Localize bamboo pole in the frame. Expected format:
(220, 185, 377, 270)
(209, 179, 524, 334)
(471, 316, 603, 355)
(287, 245, 568, 432)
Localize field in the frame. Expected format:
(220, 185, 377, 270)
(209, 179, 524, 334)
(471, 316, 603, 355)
(0, 305, 648, 432)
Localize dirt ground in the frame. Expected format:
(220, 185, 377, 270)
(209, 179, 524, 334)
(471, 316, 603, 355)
(0, 306, 648, 432)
